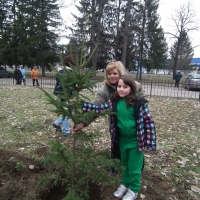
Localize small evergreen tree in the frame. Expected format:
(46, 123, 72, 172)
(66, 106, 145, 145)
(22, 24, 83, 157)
(38, 37, 120, 199)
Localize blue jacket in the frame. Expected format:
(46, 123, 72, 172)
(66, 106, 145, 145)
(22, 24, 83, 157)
(20, 66, 26, 79)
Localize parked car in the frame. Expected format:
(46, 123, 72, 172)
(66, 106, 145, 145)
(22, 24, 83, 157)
(0, 68, 13, 78)
(184, 74, 200, 90)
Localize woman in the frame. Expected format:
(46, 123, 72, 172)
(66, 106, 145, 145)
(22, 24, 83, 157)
(74, 60, 144, 129)
(14, 66, 23, 85)
(20, 65, 26, 85)
(31, 66, 40, 86)
(73, 61, 144, 170)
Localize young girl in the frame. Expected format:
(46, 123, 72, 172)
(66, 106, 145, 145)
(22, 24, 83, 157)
(73, 75, 156, 200)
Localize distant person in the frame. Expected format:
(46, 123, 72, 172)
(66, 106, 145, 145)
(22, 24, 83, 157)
(31, 66, 40, 86)
(52, 56, 74, 136)
(20, 65, 26, 85)
(14, 66, 23, 85)
(72, 75, 156, 200)
(174, 71, 182, 88)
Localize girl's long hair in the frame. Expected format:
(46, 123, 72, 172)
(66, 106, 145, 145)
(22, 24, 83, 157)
(111, 75, 137, 107)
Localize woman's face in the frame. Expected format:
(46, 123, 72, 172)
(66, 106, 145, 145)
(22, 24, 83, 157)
(107, 68, 120, 85)
(117, 79, 131, 98)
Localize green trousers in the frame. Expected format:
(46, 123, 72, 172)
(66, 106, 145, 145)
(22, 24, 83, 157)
(120, 141, 144, 193)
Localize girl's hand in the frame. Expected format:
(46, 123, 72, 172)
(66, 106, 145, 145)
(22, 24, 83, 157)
(72, 123, 84, 134)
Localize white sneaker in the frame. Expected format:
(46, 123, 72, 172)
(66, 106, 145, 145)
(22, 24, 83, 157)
(113, 184, 128, 198)
(122, 188, 138, 200)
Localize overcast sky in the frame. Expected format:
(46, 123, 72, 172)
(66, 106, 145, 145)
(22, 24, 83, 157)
(61, 0, 200, 58)
(157, 0, 200, 58)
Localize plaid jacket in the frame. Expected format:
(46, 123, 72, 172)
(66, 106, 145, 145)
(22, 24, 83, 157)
(82, 98, 156, 154)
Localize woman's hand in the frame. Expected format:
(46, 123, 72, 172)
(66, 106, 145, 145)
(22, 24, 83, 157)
(72, 123, 84, 134)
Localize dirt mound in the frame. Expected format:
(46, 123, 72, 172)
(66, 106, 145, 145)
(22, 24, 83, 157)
(0, 149, 101, 200)
(0, 149, 49, 200)
(0, 149, 190, 200)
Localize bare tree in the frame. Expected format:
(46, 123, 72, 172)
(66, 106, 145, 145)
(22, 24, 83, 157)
(169, 30, 194, 70)
(121, 0, 132, 66)
(166, 2, 198, 78)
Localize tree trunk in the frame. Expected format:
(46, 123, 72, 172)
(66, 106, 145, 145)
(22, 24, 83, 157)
(115, 0, 122, 60)
(172, 37, 181, 79)
(90, 0, 106, 75)
(121, 0, 132, 66)
(138, 1, 146, 80)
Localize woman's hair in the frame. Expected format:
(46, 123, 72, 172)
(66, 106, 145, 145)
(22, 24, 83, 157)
(104, 61, 127, 85)
(111, 75, 137, 107)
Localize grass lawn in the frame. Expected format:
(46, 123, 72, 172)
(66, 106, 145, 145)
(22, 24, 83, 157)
(0, 85, 200, 200)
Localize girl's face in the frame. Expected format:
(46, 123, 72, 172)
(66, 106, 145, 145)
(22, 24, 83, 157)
(107, 68, 120, 85)
(117, 79, 131, 98)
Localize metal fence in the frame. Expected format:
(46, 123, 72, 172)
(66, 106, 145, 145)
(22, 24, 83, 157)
(0, 76, 200, 100)
(139, 80, 200, 99)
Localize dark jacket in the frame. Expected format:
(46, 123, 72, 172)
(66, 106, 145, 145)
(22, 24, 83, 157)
(175, 72, 182, 81)
(83, 82, 144, 127)
(82, 98, 156, 159)
(53, 69, 72, 100)
(14, 69, 23, 81)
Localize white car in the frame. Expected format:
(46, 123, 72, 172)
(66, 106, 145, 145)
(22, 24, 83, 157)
(184, 74, 200, 90)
